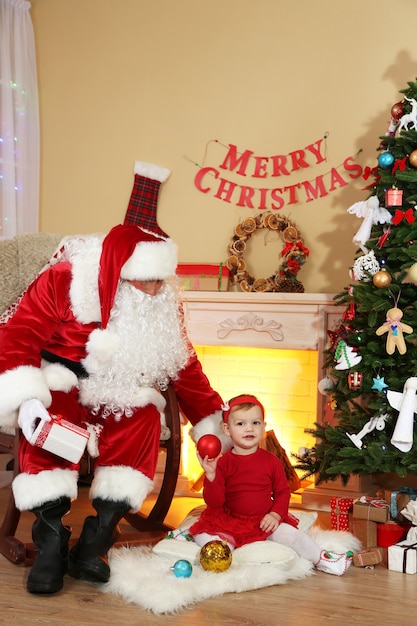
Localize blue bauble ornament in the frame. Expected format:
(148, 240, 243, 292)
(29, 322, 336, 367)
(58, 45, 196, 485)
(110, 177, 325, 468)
(378, 151, 395, 169)
(172, 559, 193, 578)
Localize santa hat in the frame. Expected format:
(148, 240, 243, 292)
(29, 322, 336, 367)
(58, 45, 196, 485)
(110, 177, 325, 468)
(98, 162, 177, 328)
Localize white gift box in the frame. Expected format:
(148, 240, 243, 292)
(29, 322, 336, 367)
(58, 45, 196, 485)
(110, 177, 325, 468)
(388, 540, 417, 574)
(30, 416, 90, 464)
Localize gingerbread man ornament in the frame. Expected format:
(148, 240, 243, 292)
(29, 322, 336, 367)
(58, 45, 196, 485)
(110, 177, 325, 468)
(375, 306, 413, 355)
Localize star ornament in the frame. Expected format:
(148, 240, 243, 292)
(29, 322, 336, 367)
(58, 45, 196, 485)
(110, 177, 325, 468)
(372, 376, 388, 392)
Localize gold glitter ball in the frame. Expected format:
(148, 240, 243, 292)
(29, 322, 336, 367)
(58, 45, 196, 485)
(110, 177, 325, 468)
(199, 540, 232, 572)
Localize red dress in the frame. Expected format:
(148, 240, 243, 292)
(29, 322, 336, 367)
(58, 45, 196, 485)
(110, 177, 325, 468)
(189, 447, 299, 547)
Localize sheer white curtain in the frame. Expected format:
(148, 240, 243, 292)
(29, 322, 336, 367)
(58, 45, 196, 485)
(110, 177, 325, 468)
(0, 0, 39, 239)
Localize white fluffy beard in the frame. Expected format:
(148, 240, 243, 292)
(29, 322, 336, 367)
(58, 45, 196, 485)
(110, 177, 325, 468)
(79, 282, 191, 417)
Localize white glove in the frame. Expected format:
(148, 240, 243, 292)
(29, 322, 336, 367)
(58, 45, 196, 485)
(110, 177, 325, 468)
(18, 399, 51, 442)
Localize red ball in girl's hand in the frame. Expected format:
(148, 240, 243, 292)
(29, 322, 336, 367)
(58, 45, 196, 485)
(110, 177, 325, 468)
(197, 434, 222, 459)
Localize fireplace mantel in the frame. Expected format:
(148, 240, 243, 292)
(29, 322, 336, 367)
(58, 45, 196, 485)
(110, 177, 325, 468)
(181, 291, 341, 352)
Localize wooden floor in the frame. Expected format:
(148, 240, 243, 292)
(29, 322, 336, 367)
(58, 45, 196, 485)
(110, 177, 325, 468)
(1, 484, 417, 626)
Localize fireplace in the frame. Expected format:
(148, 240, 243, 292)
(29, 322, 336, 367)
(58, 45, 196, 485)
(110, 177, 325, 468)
(155, 290, 351, 509)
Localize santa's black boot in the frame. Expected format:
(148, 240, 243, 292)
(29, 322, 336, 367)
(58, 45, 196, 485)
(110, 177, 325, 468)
(68, 498, 129, 583)
(27, 497, 71, 594)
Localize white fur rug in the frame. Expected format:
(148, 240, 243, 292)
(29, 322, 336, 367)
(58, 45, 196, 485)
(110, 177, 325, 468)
(102, 523, 361, 615)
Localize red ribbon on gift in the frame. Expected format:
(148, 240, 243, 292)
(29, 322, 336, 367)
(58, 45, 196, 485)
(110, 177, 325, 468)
(358, 496, 390, 520)
(359, 496, 387, 508)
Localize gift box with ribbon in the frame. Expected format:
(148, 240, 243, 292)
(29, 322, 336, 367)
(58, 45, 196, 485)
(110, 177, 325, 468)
(353, 547, 384, 567)
(352, 497, 390, 523)
(383, 487, 417, 522)
(330, 496, 353, 531)
(30, 414, 90, 464)
(176, 263, 230, 291)
(388, 540, 417, 574)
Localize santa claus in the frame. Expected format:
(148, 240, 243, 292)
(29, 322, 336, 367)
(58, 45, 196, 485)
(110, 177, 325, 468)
(0, 161, 226, 594)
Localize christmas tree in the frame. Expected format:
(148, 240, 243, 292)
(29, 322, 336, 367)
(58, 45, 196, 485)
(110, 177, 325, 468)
(295, 78, 417, 485)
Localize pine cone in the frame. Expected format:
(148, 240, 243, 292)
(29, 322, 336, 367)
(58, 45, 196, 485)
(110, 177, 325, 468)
(275, 277, 305, 293)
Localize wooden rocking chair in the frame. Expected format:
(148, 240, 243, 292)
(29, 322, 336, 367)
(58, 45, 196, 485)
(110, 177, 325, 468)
(0, 384, 182, 565)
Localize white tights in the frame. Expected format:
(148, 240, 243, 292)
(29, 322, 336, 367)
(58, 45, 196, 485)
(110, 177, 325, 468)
(268, 522, 321, 564)
(193, 523, 321, 564)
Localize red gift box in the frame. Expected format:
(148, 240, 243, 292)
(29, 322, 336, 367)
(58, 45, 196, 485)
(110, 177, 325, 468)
(385, 188, 403, 207)
(176, 263, 230, 291)
(330, 497, 354, 531)
(377, 521, 410, 548)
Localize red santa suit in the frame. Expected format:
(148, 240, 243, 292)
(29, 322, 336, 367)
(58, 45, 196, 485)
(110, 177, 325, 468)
(0, 220, 224, 515)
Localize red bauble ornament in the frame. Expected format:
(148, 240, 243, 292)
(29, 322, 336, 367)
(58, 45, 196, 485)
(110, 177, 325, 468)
(391, 101, 404, 120)
(197, 434, 222, 459)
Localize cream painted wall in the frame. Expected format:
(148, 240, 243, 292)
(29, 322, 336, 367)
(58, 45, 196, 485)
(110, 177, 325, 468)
(30, 0, 417, 293)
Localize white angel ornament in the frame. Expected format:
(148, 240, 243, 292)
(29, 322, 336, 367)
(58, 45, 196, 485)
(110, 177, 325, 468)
(347, 195, 392, 253)
(387, 377, 417, 452)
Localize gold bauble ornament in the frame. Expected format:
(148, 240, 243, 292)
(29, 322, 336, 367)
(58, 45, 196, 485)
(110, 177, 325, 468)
(372, 269, 392, 288)
(199, 540, 232, 572)
(410, 150, 417, 168)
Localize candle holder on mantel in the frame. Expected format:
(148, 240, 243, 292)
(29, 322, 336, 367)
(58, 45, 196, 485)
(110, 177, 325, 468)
(385, 187, 403, 207)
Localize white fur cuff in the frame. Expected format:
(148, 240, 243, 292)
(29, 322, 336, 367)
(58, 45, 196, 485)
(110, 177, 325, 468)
(41, 362, 78, 392)
(90, 465, 153, 513)
(133, 161, 171, 183)
(0, 366, 52, 430)
(189, 411, 232, 453)
(12, 469, 78, 511)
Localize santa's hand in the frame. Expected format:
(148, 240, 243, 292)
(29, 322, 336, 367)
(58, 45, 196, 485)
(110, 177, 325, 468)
(18, 399, 51, 442)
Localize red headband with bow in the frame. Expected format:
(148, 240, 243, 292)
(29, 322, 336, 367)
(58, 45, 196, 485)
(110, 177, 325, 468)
(222, 395, 265, 422)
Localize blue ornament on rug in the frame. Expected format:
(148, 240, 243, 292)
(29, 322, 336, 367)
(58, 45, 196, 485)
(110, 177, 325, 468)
(378, 151, 395, 169)
(172, 559, 193, 578)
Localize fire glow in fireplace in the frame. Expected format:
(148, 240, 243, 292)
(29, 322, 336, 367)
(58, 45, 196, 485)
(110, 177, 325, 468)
(182, 345, 318, 484)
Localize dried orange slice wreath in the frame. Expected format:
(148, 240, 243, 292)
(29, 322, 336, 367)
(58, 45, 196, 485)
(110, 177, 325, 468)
(226, 212, 309, 293)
